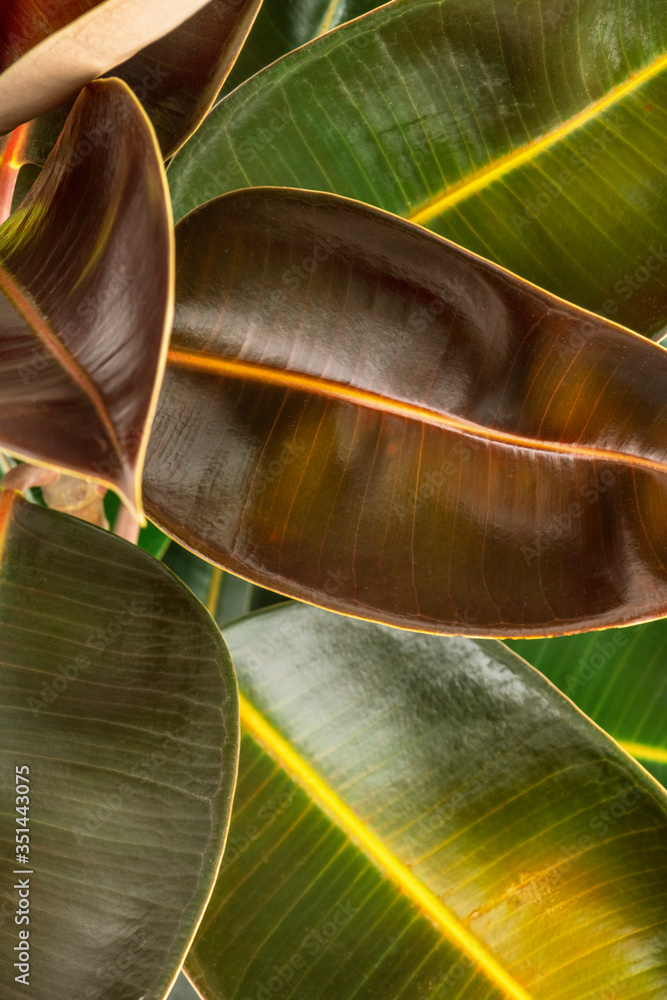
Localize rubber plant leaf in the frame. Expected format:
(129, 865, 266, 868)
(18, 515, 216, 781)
(144, 188, 667, 636)
(0, 0, 218, 134)
(168, 0, 667, 338)
(507, 622, 667, 787)
(0, 79, 173, 516)
(9, 0, 265, 165)
(183, 602, 667, 1000)
(0, 490, 239, 1000)
(224, 0, 383, 93)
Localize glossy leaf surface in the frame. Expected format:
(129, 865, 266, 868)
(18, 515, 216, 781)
(17, 0, 265, 164)
(185, 602, 667, 1000)
(224, 0, 384, 93)
(507, 623, 667, 787)
(0, 490, 239, 1000)
(170, 0, 667, 338)
(0, 80, 172, 514)
(0, 0, 215, 134)
(145, 188, 667, 636)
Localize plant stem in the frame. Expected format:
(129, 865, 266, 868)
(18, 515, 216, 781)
(113, 502, 140, 544)
(0, 123, 30, 224)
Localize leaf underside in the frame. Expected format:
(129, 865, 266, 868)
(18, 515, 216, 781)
(0, 490, 239, 1000)
(0, 0, 216, 135)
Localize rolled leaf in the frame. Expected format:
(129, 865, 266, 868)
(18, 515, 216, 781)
(507, 623, 667, 787)
(0, 0, 217, 134)
(145, 187, 667, 636)
(0, 79, 173, 515)
(0, 489, 239, 1000)
(185, 602, 667, 1000)
(169, 0, 667, 337)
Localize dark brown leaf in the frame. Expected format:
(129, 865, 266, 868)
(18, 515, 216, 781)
(0, 0, 217, 134)
(144, 188, 667, 636)
(0, 79, 173, 515)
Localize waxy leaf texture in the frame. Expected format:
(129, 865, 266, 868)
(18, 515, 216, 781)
(0, 490, 238, 1000)
(185, 603, 667, 1000)
(145, 188, 667, 636)
(0, 80, 172, 515)
(169, 0, 667, 338)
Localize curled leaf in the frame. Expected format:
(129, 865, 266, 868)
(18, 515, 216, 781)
(0, 79, 173, 516)
(0, 0, 218, 134)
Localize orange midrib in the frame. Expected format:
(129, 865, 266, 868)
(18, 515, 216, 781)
(167, 347, 667, 476)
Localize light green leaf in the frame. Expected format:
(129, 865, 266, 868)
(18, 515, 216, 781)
(507, 623, 667, 788)
(186, 602, 667, 1000)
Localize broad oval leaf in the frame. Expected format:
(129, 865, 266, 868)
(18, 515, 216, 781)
(0, 79, 173, 515)
(0, 489, 239, 1000)
(0, 0, 217, 134)
(507, 623, 667, 788)
(169, 0, 667, 338)
(185, 602, 667, 1000)
(145, 188, 667, 636)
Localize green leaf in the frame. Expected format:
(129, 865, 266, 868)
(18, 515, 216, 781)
(0, 79, 173, 516)
(507, 623, 667, 788)
(224, 0, 385, 93)
(185, 602, 667, 1000)
(145, 187, 667, 636)
(0, 489, 239, 999)
(169, 0, 667, 337)
(162, 543, 285, 626)
(104, 491, 171, 559)
(0, 0, 218, 134)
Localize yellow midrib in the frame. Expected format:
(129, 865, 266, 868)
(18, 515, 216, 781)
(409, 50, 667, 226)
(317, 0, 343, 36)
(620, 741, 667, 765)
(168, 347, 667, 477)
(240, 694, 533, 1000)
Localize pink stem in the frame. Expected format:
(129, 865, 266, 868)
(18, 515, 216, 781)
(0, 124, 30, 224)
(0, 464, 58, 493)
(114, 503, 140, 545)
